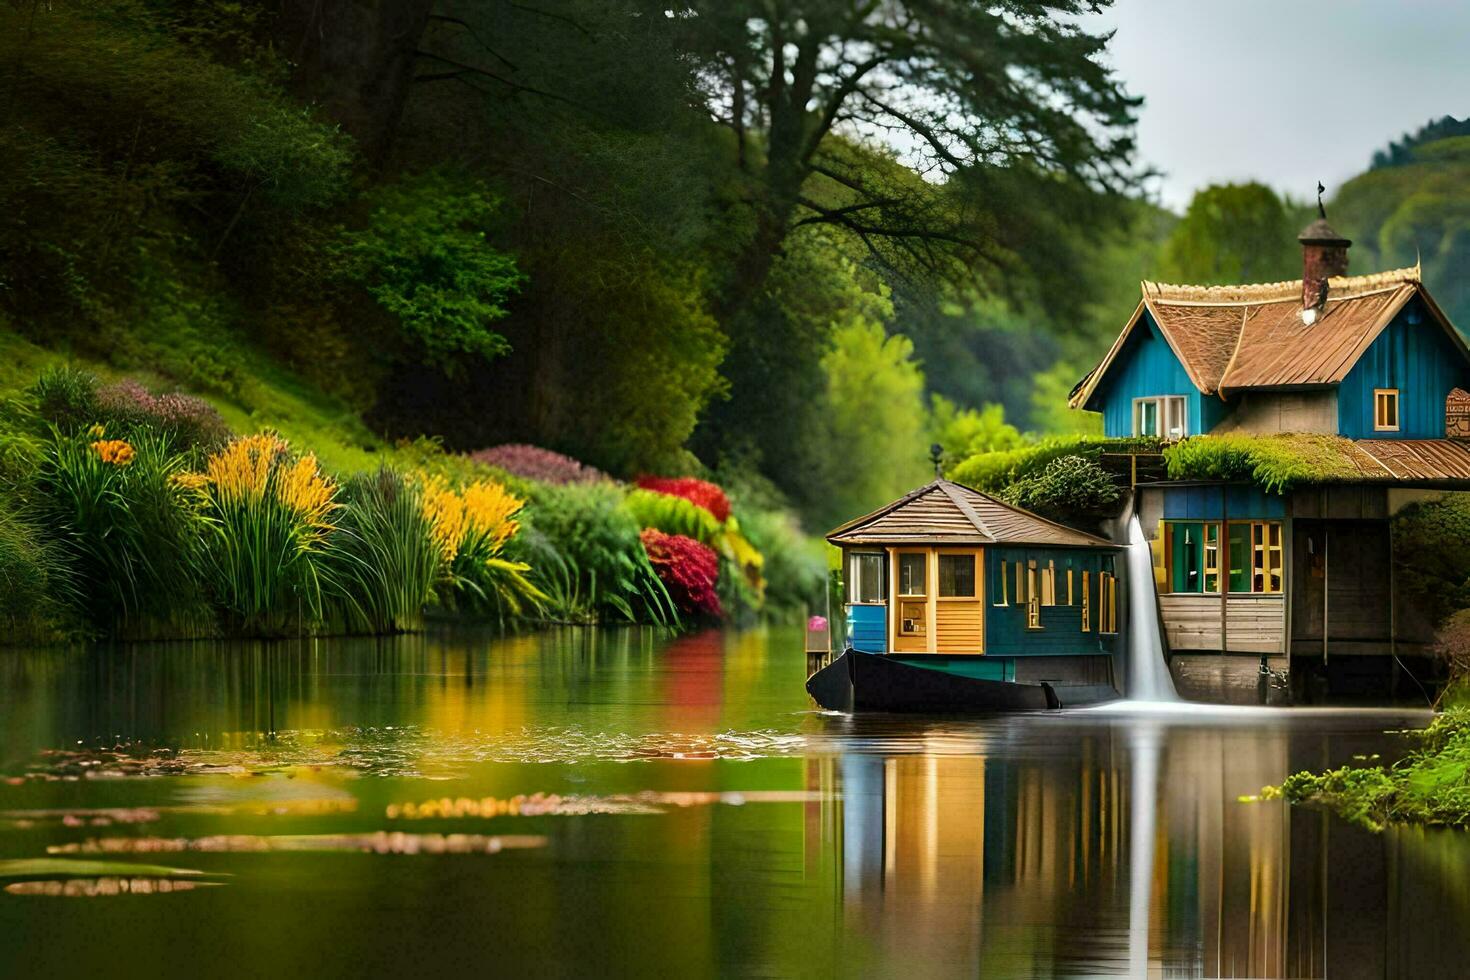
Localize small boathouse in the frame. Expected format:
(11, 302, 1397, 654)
(826, 479, 1122, 690)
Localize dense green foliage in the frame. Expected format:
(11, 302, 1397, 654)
(1264, 705, 1470, 831)
(1163, 434, 1365, 493)
(1158, 183, 1305, 286)
(1393, 493, 1470, 630)
(999, 455, 1122, 528)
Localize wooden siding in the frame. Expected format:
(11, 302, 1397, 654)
(847, 604, 886, 653)
(1159, 594, 1284, 653)
(1338, 299, 1470, 438)
(935, 600, 984, 654)
(1096, 312, 1206, 438)
(985, 547, 1118, 657)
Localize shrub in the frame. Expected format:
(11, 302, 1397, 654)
(38, 427, 206, 635)
(641, 529, 722, 620)
(635, 476, 731, 523)
(949, 436, 1160, 492)
(188, 433, 339, 635)
(95, 379, 231, 454)
(626, 487, 724, 544)
(511, 482, 675, 625)
(738, 507, 828, 618)
(999, 455, 1123, 527)
(327, 468, 440, 634)
(467, 444, 607, 485)
(1393, 492, 1470, 629)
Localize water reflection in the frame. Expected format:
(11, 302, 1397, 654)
(810, 711, 1469, 978)
(1, 629, 1469, 978)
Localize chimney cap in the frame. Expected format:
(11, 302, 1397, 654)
(1298, 216, 1351, 247)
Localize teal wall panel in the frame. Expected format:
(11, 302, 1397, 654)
(984, 547, 1119, 657)
(1162, 485, 1285, 519)
(1090, 312, 1204, 437)
(1338, 299, 1470, 438)
(846, 604, 886, 653)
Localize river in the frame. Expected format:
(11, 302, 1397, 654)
(0, 627, 1465, 978)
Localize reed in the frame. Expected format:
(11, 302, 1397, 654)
(326, 468, 440, 633)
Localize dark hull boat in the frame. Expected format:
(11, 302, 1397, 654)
(807, 648, 1119, 714)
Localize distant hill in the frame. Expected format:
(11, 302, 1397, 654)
(1334, 125, 1470, 330)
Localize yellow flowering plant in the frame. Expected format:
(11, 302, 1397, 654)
(190, 432, 342, 634)
(415, 472, 542, 618)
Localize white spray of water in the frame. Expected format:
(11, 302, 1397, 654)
(1125, 514, 1178, 702)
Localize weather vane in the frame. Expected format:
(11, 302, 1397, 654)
(1317, 180, 1326, 218)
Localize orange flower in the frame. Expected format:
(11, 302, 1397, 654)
(91, 439, 135, 466)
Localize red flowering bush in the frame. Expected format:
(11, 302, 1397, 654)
(468, 444, 607, 485)
(635, 476, 731, 523)
(640, 528, 722, 619)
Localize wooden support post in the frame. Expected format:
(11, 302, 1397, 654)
(1220, 490, 1229, 655)
(1322, 527, 1330, 664)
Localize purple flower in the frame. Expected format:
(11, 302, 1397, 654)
(467, 444, 607, 485)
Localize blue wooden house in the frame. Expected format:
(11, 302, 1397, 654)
(808, 479, 1121, 710)
(1070, 209, 1470, 691)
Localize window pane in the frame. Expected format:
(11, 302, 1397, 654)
(853, 554, 884, 603)
(938, 554, 975, 597)
(1137, 400, 1158, 436)
(899, 553, 926, 595)
(1228, 523, 1252, 593)
(1165, 397, 1186, 438)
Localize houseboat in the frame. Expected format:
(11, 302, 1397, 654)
(807, 479, 1123, 712)
(1071, 202, 1470, 696)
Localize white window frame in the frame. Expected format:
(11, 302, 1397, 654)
(1374, 388, 1400, 432)
(847, 552, 886, 605)
(1132, 395, 1188, 439)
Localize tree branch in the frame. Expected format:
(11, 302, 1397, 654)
(429, 13, 517, 72)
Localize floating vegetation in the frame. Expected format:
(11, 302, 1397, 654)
(0, 857, 211, 879)
(0, 798, 358, 829)
(5, 877, 218, 897)
(385, 790, 824, 820)
(12, 726, 807, 781)
(48, 832, 547, 855)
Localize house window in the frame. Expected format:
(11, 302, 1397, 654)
(1099, 572, 1118, 633)
(1066, 568, 1075, 606)
(1227, 521, 1283, 594)
(938, 554, 976, 597)
(1164, 521, 1221, 594)
(1081, 571, 1091, 632)
(1133, 396, 1188, 439)
(1026, 561, 1042, 630)
(848, 553, 885, 604)
(899, 601, 926, 636)
(1375, 388, 1400, 432)
(993, 559, 1009, 606)
(898, 552, 926, 596)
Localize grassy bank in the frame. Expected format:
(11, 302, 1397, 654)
(0, 365, 827, 643)
(1259, 704, 1470, 831)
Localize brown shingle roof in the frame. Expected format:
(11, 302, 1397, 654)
(1069, 267, 1470, 408)
(826, 481, 1114, 548)
(1353, 440, 1470, 482)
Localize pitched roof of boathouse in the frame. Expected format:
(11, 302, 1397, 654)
(1069, 266, 1470, 408)
(826, 480, 1115, 549)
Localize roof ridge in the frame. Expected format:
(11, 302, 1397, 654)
(1142, 266, 1420, 306)
(948, 480, 1115, 548)
(936, 480, 994, 539)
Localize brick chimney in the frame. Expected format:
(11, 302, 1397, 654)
(1298, 189, 1351, 324)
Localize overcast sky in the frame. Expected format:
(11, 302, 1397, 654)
(1087, 0, 1470, 212)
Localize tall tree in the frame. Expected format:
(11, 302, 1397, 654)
(1159, 182, 1302, 286)
(672, 0, 1140, 313)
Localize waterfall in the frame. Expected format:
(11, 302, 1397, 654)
(1125, 514, 1179, 702)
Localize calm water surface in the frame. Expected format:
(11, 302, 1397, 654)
(0, 627, 1465, 978)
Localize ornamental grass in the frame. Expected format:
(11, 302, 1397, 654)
(326, 468, 440, 634)
(189, 433, 340, 635)
(39, 426, 206, 635)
